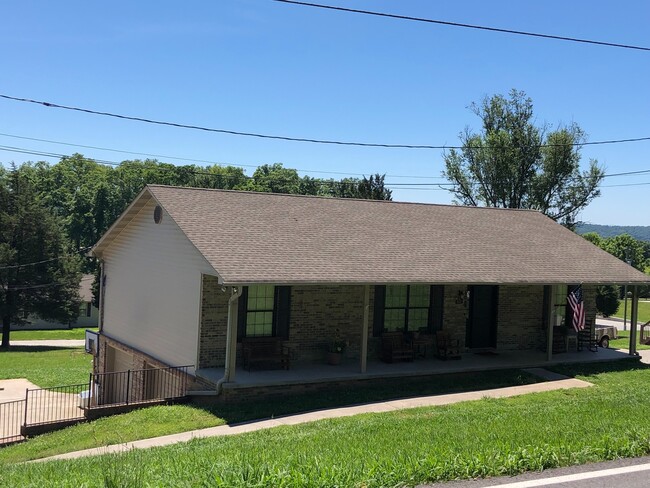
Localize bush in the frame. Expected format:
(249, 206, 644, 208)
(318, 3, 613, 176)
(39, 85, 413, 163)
(597, 285, 620, 317)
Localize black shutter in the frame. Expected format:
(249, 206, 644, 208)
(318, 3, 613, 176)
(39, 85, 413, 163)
(542, 285, 551, 329)
(373, 285, 386, 337)
(237, 287, 248, 342)
(430, 285, 444, 332)
(275, 286, 291, 339)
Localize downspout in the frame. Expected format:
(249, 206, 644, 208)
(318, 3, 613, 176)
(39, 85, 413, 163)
(216, 286, 242, 395)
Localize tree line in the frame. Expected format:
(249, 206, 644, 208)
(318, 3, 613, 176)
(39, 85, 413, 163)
(582, 232, 650, 316)
(0, 156, 391, 347)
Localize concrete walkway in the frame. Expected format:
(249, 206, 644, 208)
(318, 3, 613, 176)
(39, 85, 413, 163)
(35, 371, 592, 463)
(11, 340, 84, 348)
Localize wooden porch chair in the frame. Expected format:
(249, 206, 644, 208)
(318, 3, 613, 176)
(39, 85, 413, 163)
(577, 318, 597, 352)
(435, 330, 461, 360)
(381, 331, 414, 363)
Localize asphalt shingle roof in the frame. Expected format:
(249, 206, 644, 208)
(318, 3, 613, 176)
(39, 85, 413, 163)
(103, 185, 650, 286)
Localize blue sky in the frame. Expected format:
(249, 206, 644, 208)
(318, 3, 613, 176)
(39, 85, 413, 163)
(1, 0, 649, 225)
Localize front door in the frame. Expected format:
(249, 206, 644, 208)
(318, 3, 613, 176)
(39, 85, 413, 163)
(468, 285, 498, 349)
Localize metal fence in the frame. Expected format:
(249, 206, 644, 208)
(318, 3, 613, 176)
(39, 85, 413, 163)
(91, 365, 191, 408)
(0, 399, 26, 445)
(0, 365, 191, 446)
(24, 383, 88, 427)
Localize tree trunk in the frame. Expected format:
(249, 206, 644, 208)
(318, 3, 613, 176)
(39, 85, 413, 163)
(1, 314, 10, 349)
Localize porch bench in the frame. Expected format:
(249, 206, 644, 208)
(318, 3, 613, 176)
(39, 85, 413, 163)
(381, 332, 414, 363)
(242, 337, 291, 371)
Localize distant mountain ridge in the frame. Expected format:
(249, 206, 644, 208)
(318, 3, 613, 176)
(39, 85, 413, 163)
(576, 223, 650, 242)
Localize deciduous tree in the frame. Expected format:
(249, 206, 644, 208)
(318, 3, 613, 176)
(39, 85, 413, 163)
(443, 90, 604, 227)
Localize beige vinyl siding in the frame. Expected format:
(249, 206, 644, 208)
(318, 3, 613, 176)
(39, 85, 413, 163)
(101, 199, 217, 370)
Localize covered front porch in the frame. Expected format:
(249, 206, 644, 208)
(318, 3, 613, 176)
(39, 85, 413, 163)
(196, 346, 633, 391)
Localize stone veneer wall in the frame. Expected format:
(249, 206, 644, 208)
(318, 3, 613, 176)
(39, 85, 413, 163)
(496, 285, 545, 351)
(95, 334, 211, 394)
(197, 280, 376, 367)
(288, 285, 372, 362)
(582, 284, 598, 327)
(441, 285, 470, 349)
(198, 275, 229, 368)
(195, 281, 586, 366)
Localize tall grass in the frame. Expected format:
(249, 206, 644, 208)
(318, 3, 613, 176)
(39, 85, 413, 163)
(3, 360, 650, 487)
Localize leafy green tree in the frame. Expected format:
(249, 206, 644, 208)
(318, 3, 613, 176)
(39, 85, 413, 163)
(443, 89, 604, 227)
(595, 285, 620, 317)
(245, 163, 303, 194)
(602, 234, 647, 272)
(0, 166, 82, 348)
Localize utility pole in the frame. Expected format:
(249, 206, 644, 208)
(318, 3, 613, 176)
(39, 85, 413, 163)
(623, 248, 632, 332)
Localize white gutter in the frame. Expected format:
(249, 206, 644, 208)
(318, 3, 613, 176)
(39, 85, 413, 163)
(216, 286, 242, 395)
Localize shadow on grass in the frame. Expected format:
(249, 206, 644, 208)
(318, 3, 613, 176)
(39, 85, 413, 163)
(196, 369, 544, 424)
(549, 357, 650, 378)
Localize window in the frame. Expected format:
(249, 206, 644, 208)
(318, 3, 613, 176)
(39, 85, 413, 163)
(374, 285, 444, 335)
(552, 284, 568, 327)
(245, 285, 275, 337)
(237, 285, 291, 340)
(85, 302, 92, 318)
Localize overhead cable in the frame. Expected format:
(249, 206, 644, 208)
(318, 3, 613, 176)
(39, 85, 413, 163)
(2, 94, 649, 150)
(273, 0, 650, 52)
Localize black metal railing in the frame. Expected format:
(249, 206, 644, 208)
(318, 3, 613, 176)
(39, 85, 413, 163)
(0, 365, 191, 446)
(24, 383, 88, 427)
(90, 365, 191, 408)
(0, 399, 26, 445)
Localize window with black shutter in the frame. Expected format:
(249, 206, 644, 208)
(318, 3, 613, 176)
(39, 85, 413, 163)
(237, 285, 291, 341)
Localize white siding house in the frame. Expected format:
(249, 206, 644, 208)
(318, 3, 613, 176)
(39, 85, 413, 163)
(99, 197, 217, 370)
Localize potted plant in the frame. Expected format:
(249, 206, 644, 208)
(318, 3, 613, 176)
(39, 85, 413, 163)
(327, 329, 346, 365)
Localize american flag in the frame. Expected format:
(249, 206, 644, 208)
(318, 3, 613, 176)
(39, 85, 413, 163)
(567, 285, 586, 332)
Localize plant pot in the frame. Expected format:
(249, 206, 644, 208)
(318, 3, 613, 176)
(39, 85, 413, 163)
(326, 351, 342, 365)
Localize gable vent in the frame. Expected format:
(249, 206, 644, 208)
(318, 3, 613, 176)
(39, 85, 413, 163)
(153, 205, 163, 224)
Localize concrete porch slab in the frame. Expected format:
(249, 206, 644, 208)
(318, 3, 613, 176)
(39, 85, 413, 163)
(196, 347, 635, 390)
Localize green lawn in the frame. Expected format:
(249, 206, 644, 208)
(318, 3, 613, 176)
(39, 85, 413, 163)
(0, 405, 225, 464)
(3, 360, 650, 487)
(0, 347, 91, 387)
(7, 327, 96, 341)
(610, 331, 650, 351)
(0, 369, 539, 464)
(612, 299, 650, 323)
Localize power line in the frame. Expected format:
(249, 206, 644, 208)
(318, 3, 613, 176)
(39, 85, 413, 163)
(273, 0, 650, 52)
(2, 94, 650, 150)
(0, 247, 92, 270)
(601, 169, 650, 178)
(0, 132, 446, 180)
(0, 144, 453, 190)
(4, 276, 94, 292)
(602, 181, 650, 188)
(3, 144, 650, 190)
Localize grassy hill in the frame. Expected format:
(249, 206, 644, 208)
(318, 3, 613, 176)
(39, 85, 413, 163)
(576, 223, 650, 242)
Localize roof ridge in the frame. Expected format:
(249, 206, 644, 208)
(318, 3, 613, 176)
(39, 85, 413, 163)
(146, 184, 543, 214)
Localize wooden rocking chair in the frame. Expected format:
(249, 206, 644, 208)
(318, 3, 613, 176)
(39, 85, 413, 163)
(436, 330, 461, 360)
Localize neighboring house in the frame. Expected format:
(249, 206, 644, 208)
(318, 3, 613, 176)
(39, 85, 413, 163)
(12, 274, 99, 330)
(90, 185, 650, 399)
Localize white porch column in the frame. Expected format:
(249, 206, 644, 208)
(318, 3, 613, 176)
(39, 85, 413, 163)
(226, 287, 241, 381)
(546, 285, 554, 361)
(629, 285, 639, 356)
(360, 285, 370, 373)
